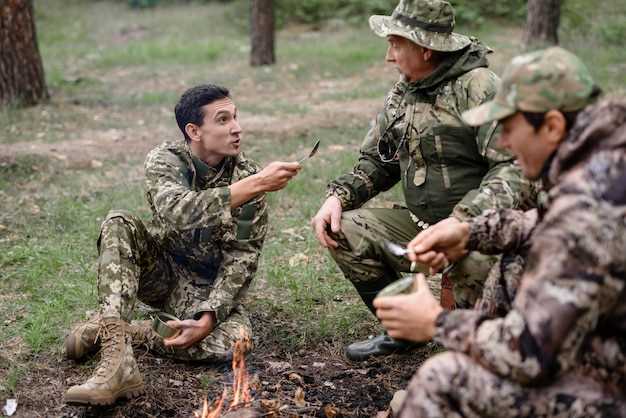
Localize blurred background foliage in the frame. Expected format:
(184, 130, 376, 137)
(122, 0, 626, 45)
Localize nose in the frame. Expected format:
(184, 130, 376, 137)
(231, 119, 242, 135)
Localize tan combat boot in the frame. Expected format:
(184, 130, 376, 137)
(64, 315, 101, 361)
(65, 317, 144, 405)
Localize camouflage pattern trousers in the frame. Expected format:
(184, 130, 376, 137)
(97, 210, 251, 362)
(398, 351, 626, 418)
(329, 208, 496, 312)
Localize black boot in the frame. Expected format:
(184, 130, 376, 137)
(345, 333, 418, 361)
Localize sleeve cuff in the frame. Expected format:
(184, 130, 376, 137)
(466, 218, 486, 252)
(326, 185, 352, 209)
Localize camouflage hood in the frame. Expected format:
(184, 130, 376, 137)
(404, 40, 491, 93)
(548, 96, 626, 185)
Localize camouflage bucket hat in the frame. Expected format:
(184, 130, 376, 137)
(463, 47, 596, 126)
(369, 0, 471, 52)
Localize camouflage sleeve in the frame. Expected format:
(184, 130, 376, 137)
(144, 148, 232, 231)
(197, 193, 268, 322)
(327, 88, 402, 210)
(452, 70, 536, 220)
(435, 155, 626, 384)
(466, 208, 538, 254)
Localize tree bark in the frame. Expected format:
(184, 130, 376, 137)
(250, 0, 275, 66)
(524, 0, 561, 50)
(0, 0, 48, 107)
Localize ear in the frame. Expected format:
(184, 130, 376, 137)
(542, 110, 567, 147)
(185, 123, 201, 142)
(422, 47, 433, 62)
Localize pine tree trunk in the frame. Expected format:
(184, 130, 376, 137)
(524, 0, 561, 50)
(250, 0, 275, 66)
(0, 0, 48, 107)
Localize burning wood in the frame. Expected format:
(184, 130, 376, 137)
(194, 331, 253, 418)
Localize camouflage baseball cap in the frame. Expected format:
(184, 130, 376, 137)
(369, 0, 471, 52)
(463, 47, 596, 126)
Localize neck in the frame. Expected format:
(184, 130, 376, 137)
(407, 64, 438, 83)
(189, 142, 224, 167)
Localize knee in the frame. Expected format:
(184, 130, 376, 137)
(411, 351, 468, 396)
(100, 210, 143, 237)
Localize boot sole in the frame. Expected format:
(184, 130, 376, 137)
(65, 382, 145, 406)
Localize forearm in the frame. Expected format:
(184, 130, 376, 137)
(229, 175, 263, 209)
(329, 159, 399, 210)
(466, 208, 537, 254)
(205, 253, 259, 322)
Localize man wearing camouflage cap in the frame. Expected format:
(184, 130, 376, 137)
(374, 47, 626, 417)
(311, 0, 533, 361)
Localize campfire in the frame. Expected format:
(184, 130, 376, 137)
(194, 332, 253, 418)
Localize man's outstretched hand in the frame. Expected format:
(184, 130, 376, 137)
(310, 195, 343, 248)
(255, 161, 301, 192)
(230, 161, 301, 208)
(407, 217, 471, 273)
(163, 311, 215, 349)
(374, 274, 443, 342)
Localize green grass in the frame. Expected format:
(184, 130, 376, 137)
(94, 39, 225, 69)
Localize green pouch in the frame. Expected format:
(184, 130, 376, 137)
(236, 202, 256, 240)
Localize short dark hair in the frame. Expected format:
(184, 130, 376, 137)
(175, 84, 230, 142)
(522, 85, 602, 132)
(521, 110, 581, 132)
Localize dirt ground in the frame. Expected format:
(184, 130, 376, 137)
(11, 310, 431, 418)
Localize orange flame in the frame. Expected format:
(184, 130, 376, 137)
(230, 333, 252, 409)
(195, 330, 252, 417)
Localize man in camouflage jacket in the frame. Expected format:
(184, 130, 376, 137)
(63, 84, 300, 406)
(311, 0, 532, 361)
(375, 48, 626, 417)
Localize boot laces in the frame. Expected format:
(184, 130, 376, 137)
(93, 320, 125, 379)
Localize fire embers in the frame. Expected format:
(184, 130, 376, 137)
(194, 332, 253, 418)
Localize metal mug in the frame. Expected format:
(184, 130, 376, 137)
(151, 312, 181, 339)
(377, 275, 417, 298)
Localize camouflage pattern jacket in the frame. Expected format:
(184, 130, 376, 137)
(144, 140, 268, 323)
(328, 41, 532, 224)
(435, 97, 626, 390)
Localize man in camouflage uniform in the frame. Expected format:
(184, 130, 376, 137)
(374, 47, 626, 417)
(311, 0, 532, 361)
(63, 84, 301, 405)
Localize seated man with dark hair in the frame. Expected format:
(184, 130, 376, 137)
(63, 84, 301, 406)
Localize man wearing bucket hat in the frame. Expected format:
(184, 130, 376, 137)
(311, 0, 533, 361)
(62, 84, 301, 405)
(374, 47, 626, 417)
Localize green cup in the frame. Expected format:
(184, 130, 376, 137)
(377, 275, 416, 298)
(151, 312, 181, 339)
